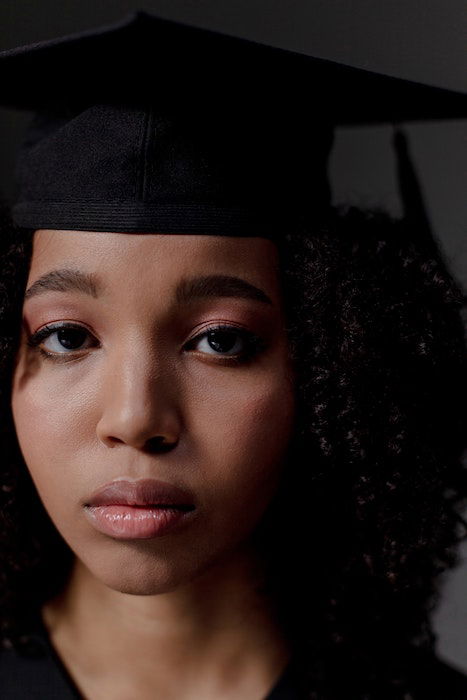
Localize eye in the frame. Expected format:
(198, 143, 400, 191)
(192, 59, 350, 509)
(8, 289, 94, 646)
(26, 322, 97, 359)
(187, 324, 266, 363)
(26, 322, 267, 365)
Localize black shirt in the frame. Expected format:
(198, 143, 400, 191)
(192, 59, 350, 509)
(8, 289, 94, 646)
(0, 612, 303, 699)
(1, 614, 466, 699)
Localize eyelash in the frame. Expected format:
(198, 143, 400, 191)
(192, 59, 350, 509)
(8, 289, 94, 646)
(26, 322, 267, 366)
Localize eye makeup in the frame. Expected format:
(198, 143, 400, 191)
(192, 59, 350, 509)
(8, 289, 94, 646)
(26, 321, 268, 366)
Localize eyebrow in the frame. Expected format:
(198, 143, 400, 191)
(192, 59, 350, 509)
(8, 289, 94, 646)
(24, 268, 273, 306)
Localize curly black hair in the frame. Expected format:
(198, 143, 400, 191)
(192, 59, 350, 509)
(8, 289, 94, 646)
(0, 200, 466, 699)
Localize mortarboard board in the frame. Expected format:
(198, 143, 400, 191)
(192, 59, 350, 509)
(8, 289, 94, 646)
(1, 10, 467, 239)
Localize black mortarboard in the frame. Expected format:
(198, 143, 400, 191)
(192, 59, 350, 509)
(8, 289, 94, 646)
(1, 10, 467, 238)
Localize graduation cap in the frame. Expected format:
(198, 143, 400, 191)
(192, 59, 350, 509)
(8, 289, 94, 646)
(1, 10, 467, 238)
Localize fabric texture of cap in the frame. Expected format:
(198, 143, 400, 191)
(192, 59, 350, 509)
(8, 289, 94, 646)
(1, 10, 467, 237)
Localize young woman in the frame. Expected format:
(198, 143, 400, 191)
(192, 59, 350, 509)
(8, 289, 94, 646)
(1, 11, 467, 700)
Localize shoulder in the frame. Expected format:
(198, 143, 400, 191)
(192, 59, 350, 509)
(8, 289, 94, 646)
(281, 651, 467, 699)
(407, 652, 467, 700)
(0, 635, 80, 699)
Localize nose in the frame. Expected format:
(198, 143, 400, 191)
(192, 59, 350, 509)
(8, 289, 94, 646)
(95, 342, 181, 453)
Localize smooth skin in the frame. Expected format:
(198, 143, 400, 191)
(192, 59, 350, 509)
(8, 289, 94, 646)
(11, 230, 296, 700)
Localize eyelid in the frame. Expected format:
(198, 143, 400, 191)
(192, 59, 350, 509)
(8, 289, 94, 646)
(26, 321, 98, 360)
(26, 320, 266, 363)
(26, 321, 96, 347)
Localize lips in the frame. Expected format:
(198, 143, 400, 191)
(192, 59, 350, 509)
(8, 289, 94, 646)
(84, 478, 195, 510)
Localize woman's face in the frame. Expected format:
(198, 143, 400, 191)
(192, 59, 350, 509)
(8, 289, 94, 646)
(11, 230, 295, 595)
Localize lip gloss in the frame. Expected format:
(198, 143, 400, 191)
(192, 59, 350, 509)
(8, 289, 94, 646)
(83, 504, 196, 539)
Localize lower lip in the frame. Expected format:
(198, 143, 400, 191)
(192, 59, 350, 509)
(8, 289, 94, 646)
(83, 504, 195, 539)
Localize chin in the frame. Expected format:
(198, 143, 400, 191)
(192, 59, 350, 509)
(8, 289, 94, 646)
(75, 539, 229, 596)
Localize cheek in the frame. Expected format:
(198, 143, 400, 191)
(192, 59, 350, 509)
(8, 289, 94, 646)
(13, 384, 78, 452)
(11, 336, 100, 458)
(190, 367, 295, 515)
(10, 361, 87, 520)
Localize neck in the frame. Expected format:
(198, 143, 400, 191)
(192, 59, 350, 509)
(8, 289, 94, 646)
(41, 547, 291, 698)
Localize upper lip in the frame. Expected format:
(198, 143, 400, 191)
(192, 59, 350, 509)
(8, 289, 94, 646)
(84, 478, 195, 508)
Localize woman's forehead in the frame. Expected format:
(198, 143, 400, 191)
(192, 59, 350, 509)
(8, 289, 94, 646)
(27, 229, 281, 299)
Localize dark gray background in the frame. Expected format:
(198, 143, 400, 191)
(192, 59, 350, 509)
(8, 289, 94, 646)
(1, 0, 466, 672)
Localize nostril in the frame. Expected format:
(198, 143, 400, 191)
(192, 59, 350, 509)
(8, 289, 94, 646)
(144, 435, 177, 454)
